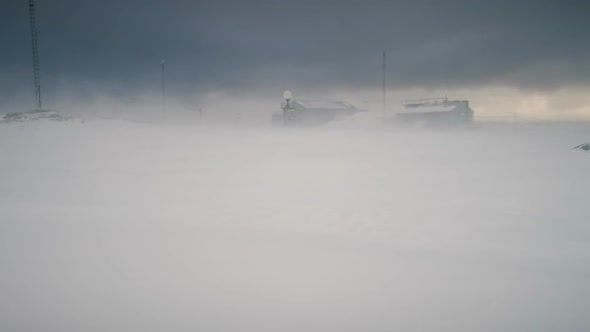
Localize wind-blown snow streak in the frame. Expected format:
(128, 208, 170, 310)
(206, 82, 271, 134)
(1, 120, 589, 332)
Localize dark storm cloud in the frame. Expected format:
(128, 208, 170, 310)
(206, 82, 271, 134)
(2, 0, 590, 101)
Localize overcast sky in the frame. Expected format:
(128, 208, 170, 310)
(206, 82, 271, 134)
(2, 0, 589, 114)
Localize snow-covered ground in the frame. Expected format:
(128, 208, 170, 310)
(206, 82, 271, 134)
(1, 118, 589, 331)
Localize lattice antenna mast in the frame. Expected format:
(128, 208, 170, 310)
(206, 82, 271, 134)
(161, 59, 166, 121)
(382, 51, 386, 116)
(29, 0, 42, 110)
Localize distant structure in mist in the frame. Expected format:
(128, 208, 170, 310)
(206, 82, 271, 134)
(161, 59, 166, 121)
(382, 51, 387, 117)
(395, 97, 474, 127)
(28, 0, 42, 111)
(275, 92, 360, 126)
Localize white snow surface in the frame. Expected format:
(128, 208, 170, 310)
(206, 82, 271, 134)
(1, 119, 590, 332)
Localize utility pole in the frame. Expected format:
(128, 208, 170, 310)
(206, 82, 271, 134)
(161, 58, 166, 121)
(29, 0, 42, 111)
(282, 90, 292, 126)
(382, 51, 386, 117)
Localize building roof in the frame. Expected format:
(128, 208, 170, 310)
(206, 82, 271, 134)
(397, 103, 457, 114)
(292, 100, 356, 110)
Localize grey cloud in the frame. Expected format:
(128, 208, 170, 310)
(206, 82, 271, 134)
(2, 0, 590, 103)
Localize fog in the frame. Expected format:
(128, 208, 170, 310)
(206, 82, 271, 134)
(1, 116, 589, 331)
(3, 0, 590, 330)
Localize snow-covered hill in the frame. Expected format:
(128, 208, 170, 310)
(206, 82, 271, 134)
(0, 110, 77, 123)
(1, 119, 589, 332)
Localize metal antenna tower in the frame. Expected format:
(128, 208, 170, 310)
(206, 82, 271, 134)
(28, 0, 42, 111)
(161, 58, 166, 121)
(382, 51, 386, 116)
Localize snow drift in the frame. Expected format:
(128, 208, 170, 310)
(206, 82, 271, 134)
(0, 110, 77, 123)
(1, 119, 589, 332)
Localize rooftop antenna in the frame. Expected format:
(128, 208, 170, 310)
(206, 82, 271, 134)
(382, 51, 386, 117)
(28, 0, 42, 111)
(282, 90, 292, 126)
(161, 58, 166, 121)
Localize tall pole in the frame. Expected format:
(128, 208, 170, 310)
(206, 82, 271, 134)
(161, 58, 166, 121)
(29, 0, 42, 111)
(382, 51, 386, 117)
(283, 99, 290, 126)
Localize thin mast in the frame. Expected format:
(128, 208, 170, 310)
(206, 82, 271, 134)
(161, 58, 166, 121)
(382, 51, 386, 116)
(29, 0, 42, 110)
